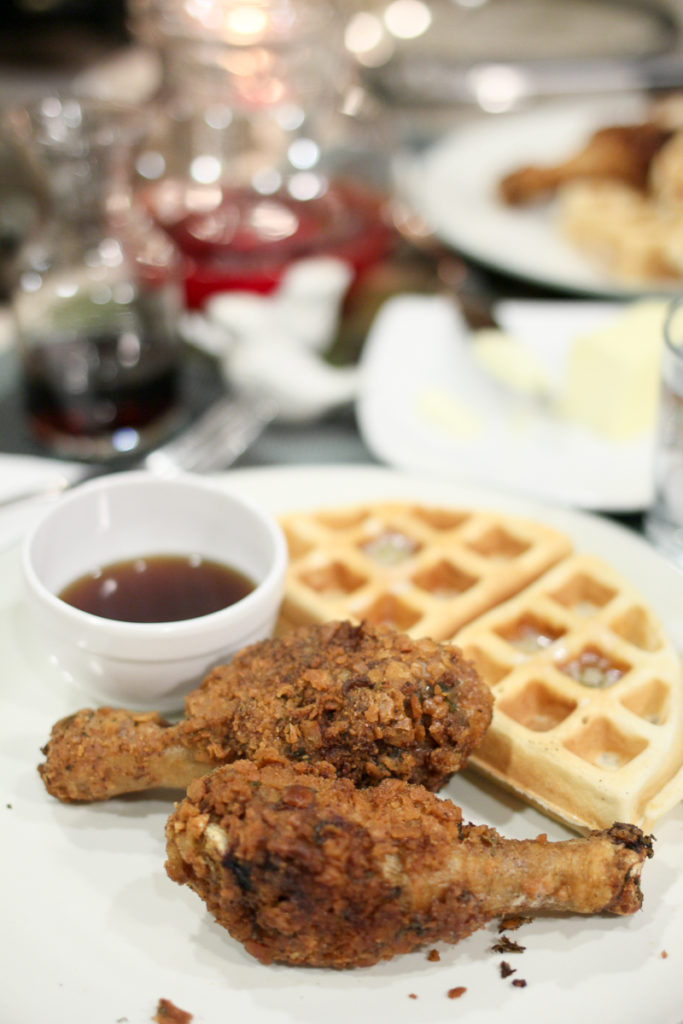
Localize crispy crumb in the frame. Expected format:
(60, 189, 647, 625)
(153, 998, 193, 1023)
(427, 949, 441, 962)
(661, 950, 669, 959)
(512, 978, 527, 989)
(500, 961, 516, 978)
(491, 935, 526, 954)
(447, 986, 467, 999)
(408, 993, 418, 999)
(498, 915, 532, 932)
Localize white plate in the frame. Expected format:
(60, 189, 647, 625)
(357, 293, 656, 511)
(403, 93, 678, 297)
(3, 464, 682, 1024)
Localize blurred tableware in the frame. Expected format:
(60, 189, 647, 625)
(21, 470, 287, 710)
(182, 259, 359, 423)
(72, 45, 163, 105)
(181, 311, 360, 422)
(0, 455, 84, 509)
(143, 391, 276, 472)
(644, 296, 683, 569)
(0, 454, 85, 553)
(0, 134, 40, 302)
(357, 293, 656, 511)
(5, 94, 184, 461)
(0, 393, 277, 510)
(222, 333, 360, 423)
(399, 92, 682, 298)
(267, 256, 355, 352)
(129, 0, 396, 308)
(207, 256, 353, 353)
(352, 0, 679, 113)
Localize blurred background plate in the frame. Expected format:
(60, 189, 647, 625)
(399, 92, 682, 296)
(356, 293, 656, 511)
(358, 0, 680, 111)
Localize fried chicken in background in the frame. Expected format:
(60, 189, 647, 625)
(497, 99, 683, 282)
(498, 122, 673, 205)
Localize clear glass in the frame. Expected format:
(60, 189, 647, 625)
(644, 296, 683, 570)
(128, 0, 395, 309)
(6, 95, 184, 460)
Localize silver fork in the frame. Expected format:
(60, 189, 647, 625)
(143, 392, 276, 475)
(0, 392, 277, 508)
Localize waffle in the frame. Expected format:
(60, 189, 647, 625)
(278, 502, 683, 833)
(455, 553, 683, 832)
(279, 502, 572, 640)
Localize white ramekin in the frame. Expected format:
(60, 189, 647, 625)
(22, 470, 287, 711)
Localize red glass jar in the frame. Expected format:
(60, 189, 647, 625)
(129, 0, 396, 309)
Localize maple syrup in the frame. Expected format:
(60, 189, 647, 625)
(58, 554, 255, 623)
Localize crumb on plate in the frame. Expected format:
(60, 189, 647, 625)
(153, 998, 193, 1023)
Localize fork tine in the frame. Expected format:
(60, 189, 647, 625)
(199, 394, 277, 471)
(143, 394, 276, 476)
(185, 414, 268, 472)
(150, 395, 273, 473)
(154, 401, 249, 465)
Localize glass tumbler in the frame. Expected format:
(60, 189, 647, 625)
(644, 295, 683, 569)
(6, 95, 184, 460)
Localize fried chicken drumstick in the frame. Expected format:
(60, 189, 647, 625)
(165, 758, 653, 969)
(38, 621, 492, 802)
(498, 122, 671, 205)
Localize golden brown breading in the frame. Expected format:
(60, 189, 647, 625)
(39, 621, 492, 802)
(38, 708, 208, 804)
(165, 758, 653, 969)
(499, 122, 672, 205)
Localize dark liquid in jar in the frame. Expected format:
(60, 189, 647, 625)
(58, 554, 255, 623)
(22, 333, 180, 443)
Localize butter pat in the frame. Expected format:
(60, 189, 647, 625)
(416, 386, 483, 438)
(472, 328, 552, 398)
(561, 300, 667, 440)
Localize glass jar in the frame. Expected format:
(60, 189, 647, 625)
(128, 0, 396, 309)
(6, 95, 184, 459)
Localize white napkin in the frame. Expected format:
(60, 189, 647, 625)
(181, 256, 357, 423)
(0, 455, 85, 551)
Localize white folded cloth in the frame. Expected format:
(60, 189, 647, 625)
(0, 454, 85, 550)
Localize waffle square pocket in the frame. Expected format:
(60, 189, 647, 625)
(455, 553, 683, 832)
(279, 502, 572, 640)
